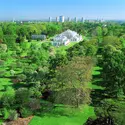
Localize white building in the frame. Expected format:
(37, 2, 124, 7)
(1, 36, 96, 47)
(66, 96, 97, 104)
(56, 17, 59, 22)
(52, 29, 83, 46)
(52, 35, 70, 46)
(59, 16, 65, 23)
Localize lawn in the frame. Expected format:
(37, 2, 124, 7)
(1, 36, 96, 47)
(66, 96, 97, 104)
(54, 42, 78, 55)
(90, 66, 104, 90)
(29, 105, 95, 125)
(92, 66, 102, 76)
(22, 40, 77, 55)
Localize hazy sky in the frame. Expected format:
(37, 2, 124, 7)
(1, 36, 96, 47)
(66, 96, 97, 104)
(0, 0, 125, 20)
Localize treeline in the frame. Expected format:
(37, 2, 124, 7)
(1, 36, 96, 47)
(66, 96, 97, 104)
(0, 21, 125, 46)
(85, 24, 125, 124)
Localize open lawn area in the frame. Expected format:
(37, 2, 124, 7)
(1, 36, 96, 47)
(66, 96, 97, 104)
(29, 105, 95, 125)
(22, 40, 78, 56)
(54, 42, 78, 55)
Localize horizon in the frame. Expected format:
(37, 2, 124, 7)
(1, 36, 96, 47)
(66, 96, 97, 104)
(0, 0, 125, 20)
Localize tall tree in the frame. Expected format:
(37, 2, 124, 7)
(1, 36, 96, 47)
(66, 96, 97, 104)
(101, 45, 125, 97)
(51, 57, 92, 107)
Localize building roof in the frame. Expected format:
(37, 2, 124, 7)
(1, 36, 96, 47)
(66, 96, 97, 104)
(53, 29, 82, 42)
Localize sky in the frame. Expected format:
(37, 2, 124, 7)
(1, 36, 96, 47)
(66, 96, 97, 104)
(0, 0, 125, 20)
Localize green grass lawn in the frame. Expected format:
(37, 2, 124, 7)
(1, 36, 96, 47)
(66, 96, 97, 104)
(29, 105, 95, 125)
(92, 66, 102, 76)
(22, 40, 77, 56)
(54, 42, 78, 55)
(91, 66, 104, 90)
(88, 82, 104, 90)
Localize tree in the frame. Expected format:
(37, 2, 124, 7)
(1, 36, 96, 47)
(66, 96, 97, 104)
(49, 53, 68, 70)
(0, 27, 3, 41)
(120, 34, 125, 48)
(15, 88, 30, 106)
(5, 25, 16, 35)
(46, 23, 62, 37)
(28, 98, 41, 111)
(102, 27, 108, 36)
(67, 41, 98, 58)
(1, 93, 15, 108)
(4, 35, 16, 49)
(102, 36, 121, 49)
(17, 26, 28, 37)
(101, 45, 125, 97)
(50, 57, 92, 107)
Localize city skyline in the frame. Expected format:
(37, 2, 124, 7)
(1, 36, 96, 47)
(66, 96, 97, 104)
(0, 0, 125, 20)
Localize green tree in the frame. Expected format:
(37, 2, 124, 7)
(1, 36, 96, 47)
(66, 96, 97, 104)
(5, 25, 16, 35)
(51, 57, 92, 107)
(0, 27, 3, 41)
(102, 36, 121, 49)
(101, 45, 125, 97)
(15, 88, 30, 106)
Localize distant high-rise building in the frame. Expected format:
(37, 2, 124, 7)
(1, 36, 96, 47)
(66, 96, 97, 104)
(81, 17, 84, 22)
(74, 17, 77, 22)
(56, 17, 59, 22)
(49, 17, 52, 22)
(59, 16, 65, 22)
(68, 17, 71, 22)
(101, 19, 104, 22)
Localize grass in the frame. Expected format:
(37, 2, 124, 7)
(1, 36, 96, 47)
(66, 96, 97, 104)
(92, 66, 102, 76)
(23, 40, 77, 56)
(88, 66, 104, 90)
(88, 82, 104, 90)
(54, 42, 78, 55)
(29, 105, 95, 125)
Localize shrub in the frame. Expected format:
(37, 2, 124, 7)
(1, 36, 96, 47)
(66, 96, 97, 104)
(28, 98, 41, 111)
(1, 93, 15, 108)
(20, 107, 33, 118)
(0, 44, 7, 52)
(2, 108, 9, 120)
(15, 88, 30, 106)
(8, 110, 18, 121)
(2, 108, 18, 121)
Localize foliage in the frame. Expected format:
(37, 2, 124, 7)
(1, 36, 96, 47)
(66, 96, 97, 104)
(100, 45, 125, 97)
(50, 57, 92, 107)
(15, 88, 30, 106)
(0, 44, 7, 52)
(94, 99, 125, 125)
(20, 107, 33, 118)
(0, 21, 125, 124)
(101, 36, 121, 49)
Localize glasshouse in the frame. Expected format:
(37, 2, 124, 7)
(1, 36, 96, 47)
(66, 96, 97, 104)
(52, 29, 83, 46)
